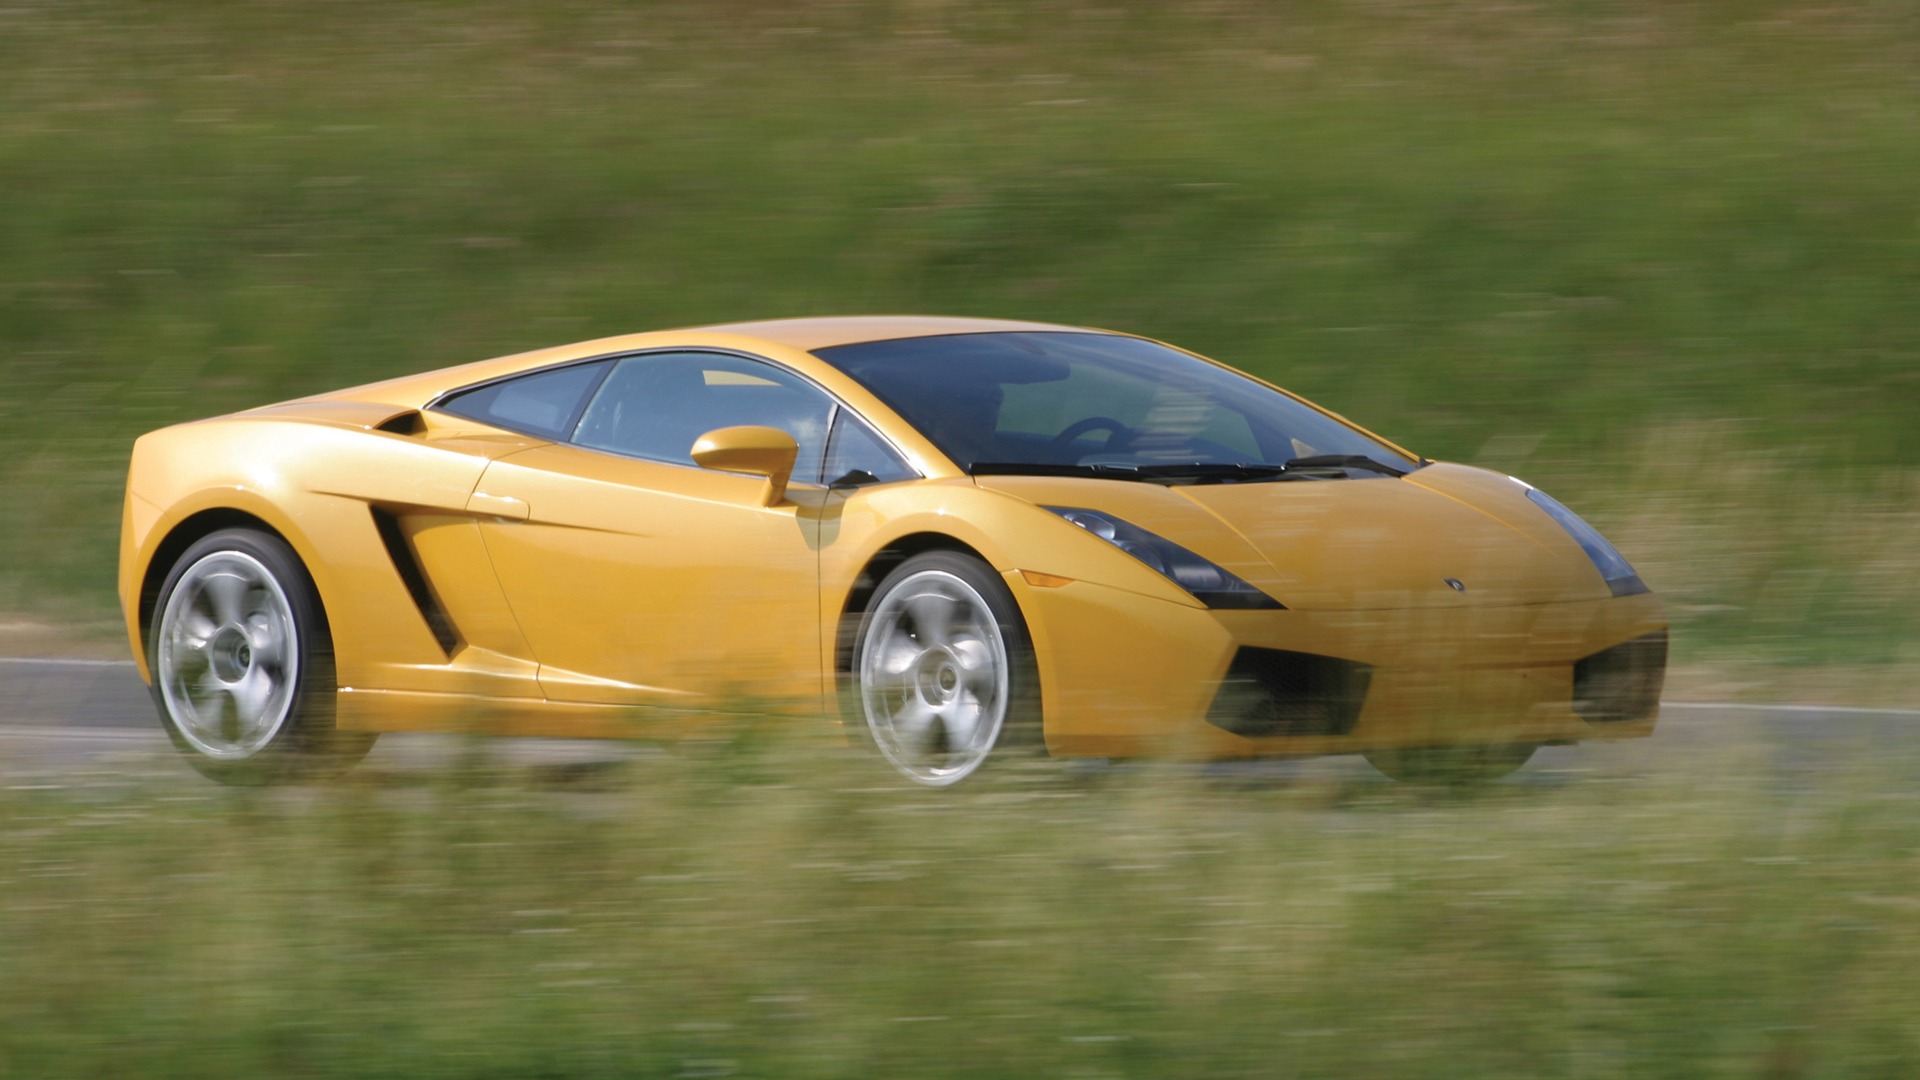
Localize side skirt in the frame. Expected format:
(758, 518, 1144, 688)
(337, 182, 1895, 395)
(335, 687, 826, 741)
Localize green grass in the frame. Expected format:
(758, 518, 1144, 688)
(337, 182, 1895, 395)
(2, 1, 1917, 695)
(6, 10, 1918, 1071)
(5, 727, 1920, 1078)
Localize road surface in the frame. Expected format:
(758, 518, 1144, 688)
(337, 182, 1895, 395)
(3, 656, 1915, 780)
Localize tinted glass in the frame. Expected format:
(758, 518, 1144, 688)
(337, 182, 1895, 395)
(815, 332, 1416, 474)
(823, 410, 917, 486)
(437, 360, 611, 439)
(573, 351, 833, 480)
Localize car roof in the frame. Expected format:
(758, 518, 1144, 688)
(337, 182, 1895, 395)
(296, 315, 1116, 411)
(681, 315, 1093, 351)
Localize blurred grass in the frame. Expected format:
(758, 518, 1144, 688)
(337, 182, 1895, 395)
(5, 726, 1920, 1078)
(1, 0, 1916, 697)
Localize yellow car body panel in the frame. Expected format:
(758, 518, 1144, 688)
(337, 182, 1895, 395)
(121, 316, 1667, 758)
(468, 441, 822, 709)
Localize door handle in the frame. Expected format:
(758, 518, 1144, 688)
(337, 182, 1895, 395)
(467, 491, 529, 520)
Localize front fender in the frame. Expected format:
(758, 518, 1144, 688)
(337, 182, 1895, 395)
(820, 480, 1206, 614)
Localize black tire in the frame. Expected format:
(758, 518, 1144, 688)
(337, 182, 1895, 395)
(848, 551, 1040, 786)
(1364, 742, 1537, 786)
(147, 527, 375, 785)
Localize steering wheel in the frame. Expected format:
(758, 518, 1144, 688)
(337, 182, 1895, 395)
(1049, 416, 1134, 452)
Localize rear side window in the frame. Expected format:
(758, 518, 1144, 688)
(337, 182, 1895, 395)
(437, 361, 612, 439)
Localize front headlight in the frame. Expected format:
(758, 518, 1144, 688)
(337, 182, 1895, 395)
(1045, 507, 1283, 610)
(1522, 486, 1649, 597)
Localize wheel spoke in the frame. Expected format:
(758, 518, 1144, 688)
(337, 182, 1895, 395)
(891, 699, 938, 744)
(229, 669, 275, 729)
(183, 664, 226, 737)
(949, 640, 996, 695)
(204, 571, 250, 627)
(178, 610, 218, 649)
(871, 664, 913, 699)
(905, 591, 955, 647)
(866, 671, 915, 701)
(940, 693, 982, 750)
(171, 638, 212, 679)
(872, 632, 921, 679)
(187, 669, 227, 738)
(246, 613, 287, 670)
(221, 694, 243, 743)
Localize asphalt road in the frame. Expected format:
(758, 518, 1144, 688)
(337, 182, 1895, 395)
(0, 656, 652, 776)
(3, 655, 1916, 780)
(0, 658, 152, 729)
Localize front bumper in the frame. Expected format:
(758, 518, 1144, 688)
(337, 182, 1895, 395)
(1007, 574, 1668, 759)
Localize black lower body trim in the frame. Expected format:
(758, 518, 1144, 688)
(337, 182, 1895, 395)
(1574, 629, 1667, 723)
(1206, 648, 1372, 738)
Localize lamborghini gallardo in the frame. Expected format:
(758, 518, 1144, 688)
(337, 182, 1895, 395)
(119, 316, 1667, 785)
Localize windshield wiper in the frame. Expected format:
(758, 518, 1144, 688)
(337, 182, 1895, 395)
(970, 457, 1412, 484)
(1281, 454, 1410, 477)
(1130, 462, 1293, 483)
(970, 461, 1298, 485)
(970, 462, 1151, 479)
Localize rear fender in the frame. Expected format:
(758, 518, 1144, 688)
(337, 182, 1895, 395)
(121, 417, 528, 686)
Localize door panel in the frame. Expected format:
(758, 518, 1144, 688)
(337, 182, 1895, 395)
(473, 444, 824, 712)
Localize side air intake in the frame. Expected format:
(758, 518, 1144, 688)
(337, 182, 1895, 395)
(369, 507, 460, 657)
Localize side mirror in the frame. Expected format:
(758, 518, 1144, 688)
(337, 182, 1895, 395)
(690, 425, 799, 505)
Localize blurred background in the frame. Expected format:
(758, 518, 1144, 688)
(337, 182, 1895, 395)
(2, 0, 1915, 701)
(2, 3, 1918, 1075)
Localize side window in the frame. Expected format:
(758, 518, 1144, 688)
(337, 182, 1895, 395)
(436, 360, 611, 439)
(823, 410, 918, 486)
(572, 352, 834, 483)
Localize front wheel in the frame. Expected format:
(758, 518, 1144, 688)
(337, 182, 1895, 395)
(851, 551, 1039, 787)
(148, 527, 374, 784)
(1364, 743, 1537, 786)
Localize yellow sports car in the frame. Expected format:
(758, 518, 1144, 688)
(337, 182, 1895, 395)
(119, 316, 1666, 786)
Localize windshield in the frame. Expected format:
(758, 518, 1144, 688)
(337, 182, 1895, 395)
(814, 332, 1418, 479)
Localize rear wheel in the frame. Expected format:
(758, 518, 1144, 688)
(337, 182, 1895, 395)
(852, 551, 1039, 787)
(148, 528, 374, 784)
(1364, 743, 1537, 786)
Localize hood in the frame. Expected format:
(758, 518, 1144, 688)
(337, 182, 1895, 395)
(977, 463, 1606, 611)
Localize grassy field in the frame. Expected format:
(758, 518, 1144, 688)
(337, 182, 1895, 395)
(4, 726, 1920, 1078)
(7, 7, 1920, 1074)
(2, 1, 1918, 699)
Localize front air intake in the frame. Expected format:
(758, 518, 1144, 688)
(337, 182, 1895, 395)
(1573, 629, 1667, 723)
(1205, 648, 1372, 739)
